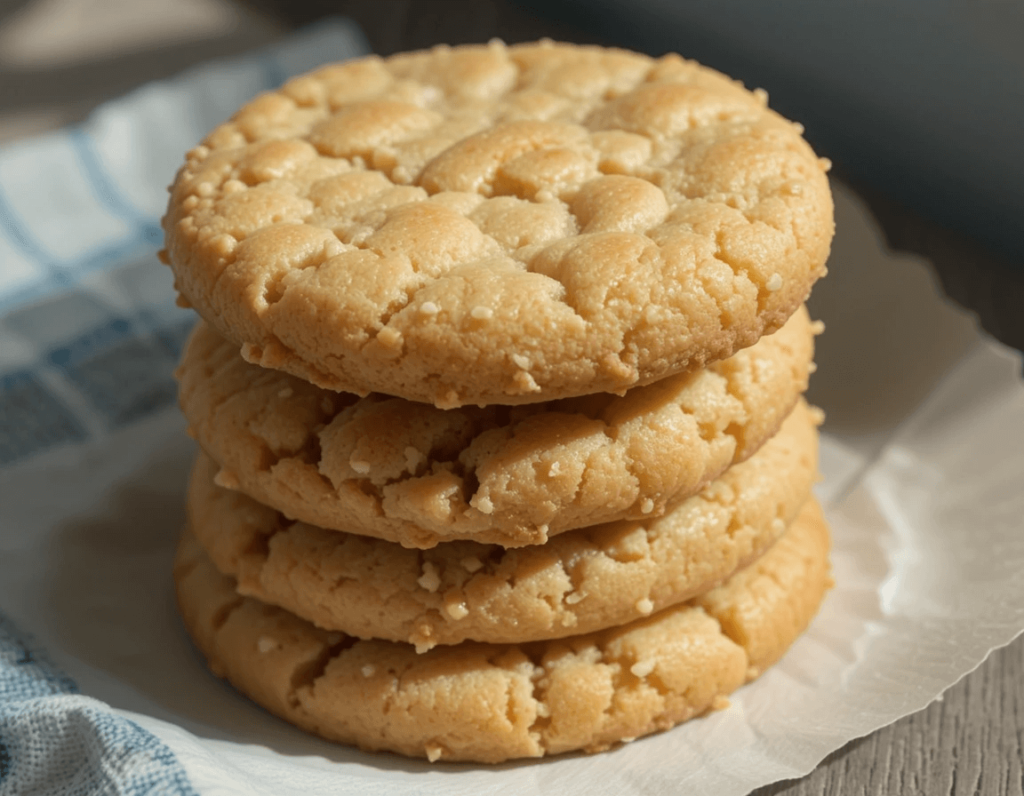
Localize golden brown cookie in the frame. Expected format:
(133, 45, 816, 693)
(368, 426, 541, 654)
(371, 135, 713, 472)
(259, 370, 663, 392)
(162, 41, 833, 408)
(178, 305, 816, 549)
(188, 398, 818, 649)
(174, 497, 831, 763)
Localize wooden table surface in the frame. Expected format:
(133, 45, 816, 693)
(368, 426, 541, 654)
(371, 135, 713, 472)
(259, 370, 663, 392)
(2, 1, 1021, 793)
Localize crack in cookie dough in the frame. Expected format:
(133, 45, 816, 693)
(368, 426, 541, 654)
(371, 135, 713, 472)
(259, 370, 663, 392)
(178, 305, 816, 548)
(187, 400, 818, 649)
(163, 41, 833, 407)
(174, 497, 831, 763)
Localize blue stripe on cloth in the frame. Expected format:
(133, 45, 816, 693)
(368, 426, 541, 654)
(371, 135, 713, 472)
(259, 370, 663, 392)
(46, 315, 180, 429)
(0, 613, 198, 796)
(0, 306, 188, 466)
(0, 134, 135, 264)
(0, 182, 63, 282)
(0, 369, 88, 466)
(0, 21, 373, 792)
(69, 129, 163, 249)
(0, 234, 157, 316)
(0, 221, 56, 308)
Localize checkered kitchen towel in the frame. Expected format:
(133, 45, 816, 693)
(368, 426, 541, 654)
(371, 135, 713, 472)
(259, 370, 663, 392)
(0, 19, 367, 795)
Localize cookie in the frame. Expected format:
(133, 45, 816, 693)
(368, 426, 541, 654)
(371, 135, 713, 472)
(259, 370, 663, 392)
(178, 304, 816, 549)
(162, 41, 833, 408)
(174, 497, 831, 763)
(188, 398, 818, 649)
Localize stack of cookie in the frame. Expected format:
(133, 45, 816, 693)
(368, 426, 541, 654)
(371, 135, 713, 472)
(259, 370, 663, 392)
(162, 41, 835, 763)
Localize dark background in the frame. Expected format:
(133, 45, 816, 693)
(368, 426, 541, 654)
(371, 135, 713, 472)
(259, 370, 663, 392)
(243, 0, 1024, 355)
(0, 2, 1020, 793)
(1, 0, 1020, 350)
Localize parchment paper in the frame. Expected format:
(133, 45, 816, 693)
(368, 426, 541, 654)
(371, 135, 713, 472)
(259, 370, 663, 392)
(2, 183, 1022, 795)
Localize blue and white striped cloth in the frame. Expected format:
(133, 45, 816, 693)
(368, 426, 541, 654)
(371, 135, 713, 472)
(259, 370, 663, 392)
(0, 20, 368, 795)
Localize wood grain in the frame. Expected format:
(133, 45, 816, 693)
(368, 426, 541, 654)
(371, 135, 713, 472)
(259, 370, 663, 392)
(751, 635, 1024, 796)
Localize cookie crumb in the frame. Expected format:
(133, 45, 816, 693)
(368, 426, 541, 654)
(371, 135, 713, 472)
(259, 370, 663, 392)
(536, 702, 551, 718)
(630, 659, 655, 677)
(810, 319, 826, 335)
(808, 361, 818, 373)
(361, 664, 376, 678)
(404, 446, 425, 474)
(470, 306, 493, 320)
(809, 405, 826, 425)
(377, 326, 403, 349)
(213, 469, 240, 490)
(444, 598, 470, 620)
(417, 562, 441, 592)
(512, 370, 541, 393)
(460, 556, 483, 573)
(195, 181, 215, 197)
(640, 498, 654, 514)
(766, 273, 783, 292)
(548, 461, 561, 477)
(819, 157, 833, 172)
(770, 518, 785, 534)
(210, 233, 237, 257)
(511, 353, 531, 369)
(636, 597, 654, 615)
(256, 636, 277, 654)
(419, 302, 439, 316)
(600, 352, 637, 383)
(222, 178, 246, 194)
(392, 165, 412, 184)
(746, 666, 761, 680)
(472, 495, 494, 515)
(565, 591, 585, 605)
(753, 87, 768, 104)
(277, 387, 294, 399)
(712, 695, 731, 711)
(621, 736, 636, 744)
(439, 389, 460, 408)
(425, 744, 444, 763)
(349, 457, 371, 475)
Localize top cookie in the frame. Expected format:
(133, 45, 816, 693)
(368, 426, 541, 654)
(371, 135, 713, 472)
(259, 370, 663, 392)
(163, 41, 833, 408)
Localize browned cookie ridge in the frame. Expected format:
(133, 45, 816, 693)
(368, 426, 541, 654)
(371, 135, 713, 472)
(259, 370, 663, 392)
(187, 398, 819, 649)
(175, 497, 832, 763)
(163, 41, 833, 407)
(178, 305, 817, 548)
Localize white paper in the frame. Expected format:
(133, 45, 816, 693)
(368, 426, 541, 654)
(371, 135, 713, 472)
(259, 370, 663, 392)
(2, 183, 1023, 795)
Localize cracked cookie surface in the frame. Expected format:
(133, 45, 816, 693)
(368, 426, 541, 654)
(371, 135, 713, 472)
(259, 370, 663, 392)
(162, 41, 833, 407)
(174, 497, 831, 763)
(178, 305, 815, 548)
(188, 399, 818, 649)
